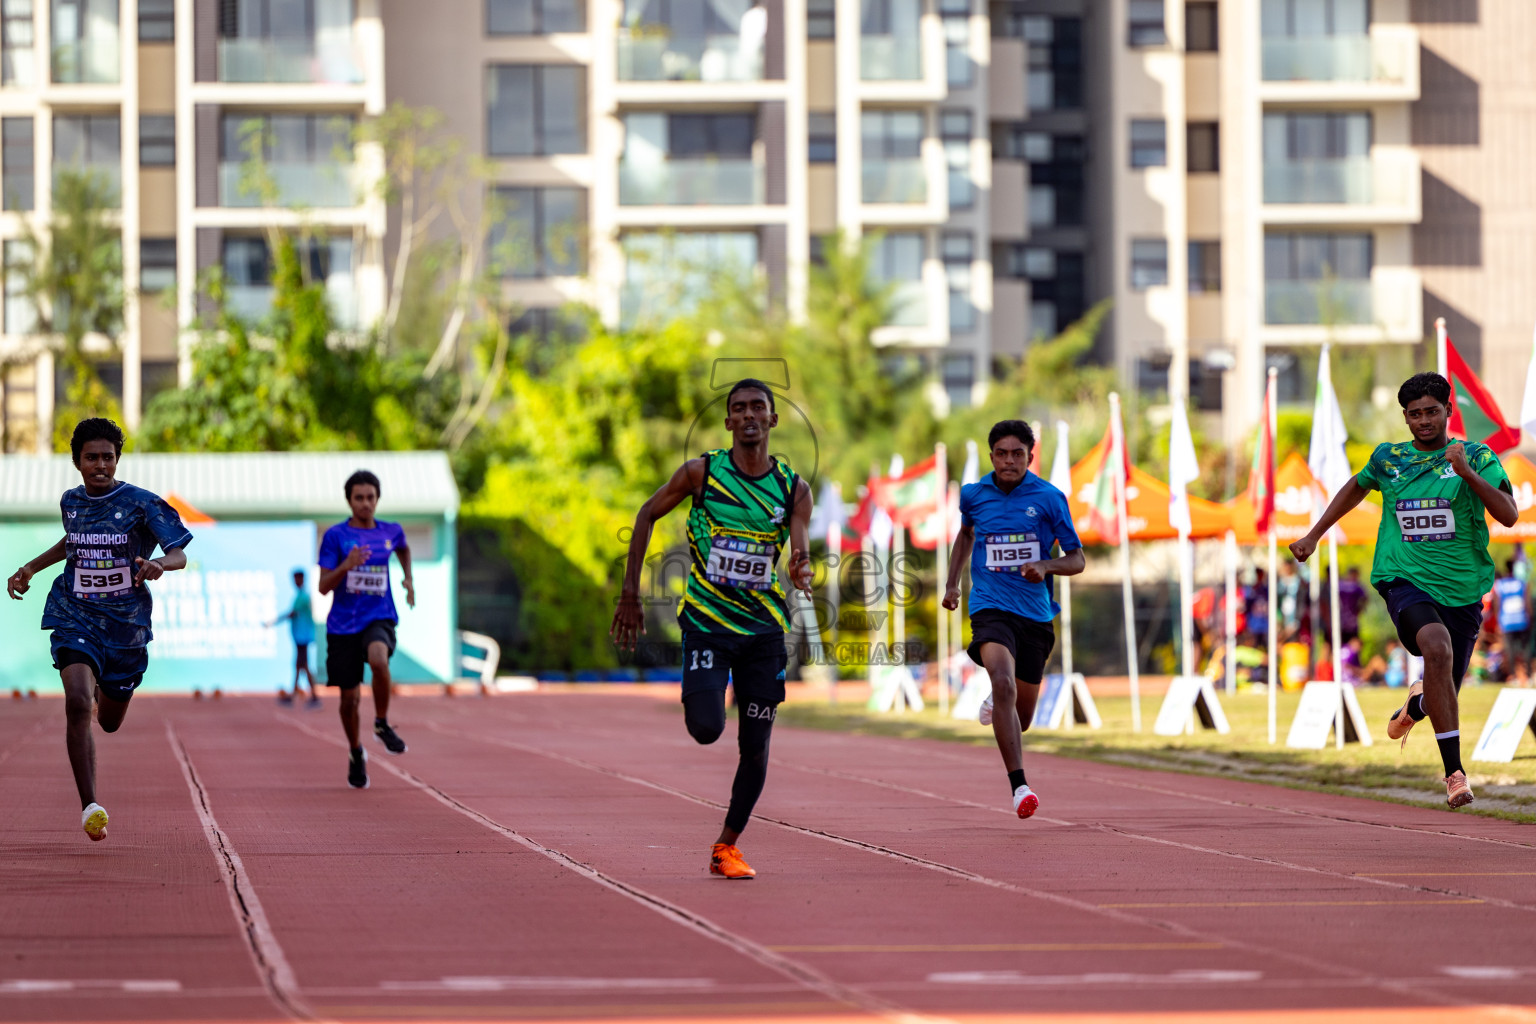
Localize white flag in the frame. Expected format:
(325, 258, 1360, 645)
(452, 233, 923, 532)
(1048, 421, 1072, 495)
(1168, 400, 1200, 535)
(1521, 321, 1536, 442)
(961, 440, 980, 486)
(807, 477, 846, 542)
(1308, 344, 1353, 500)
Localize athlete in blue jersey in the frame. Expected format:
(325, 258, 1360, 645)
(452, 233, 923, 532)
(318, 470, 414, 789)
(6, 419, 192, 842)
(942, 420, 1084, 819)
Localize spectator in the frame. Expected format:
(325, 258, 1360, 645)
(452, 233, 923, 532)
(1338, 567, 1367, 643)
(1341, 636, 1364, 684)
(1494, 559, 1530, 685)
(1276, 559, 1303, 641)
(1314, 639, 1334, 681)
(1382, 641, 1408, 688)
(1245, 568, 1270, 644)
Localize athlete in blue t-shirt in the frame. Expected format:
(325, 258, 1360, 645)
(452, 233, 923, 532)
(5, 419, 192, 842)
(1494, 560, 1530, 684)
(942, 420, 1084, 819)
(268, 568, 320, 707)
(317, 470, 414, 789)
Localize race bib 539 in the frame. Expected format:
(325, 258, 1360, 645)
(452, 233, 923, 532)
(705, 536, 775, 590)
(73, 566, 131, 598)
(1395, 498, 1455, 543)
(984, 533, 1041, 571)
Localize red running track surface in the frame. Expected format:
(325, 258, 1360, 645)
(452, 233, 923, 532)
(2, 692, 1535, 1024)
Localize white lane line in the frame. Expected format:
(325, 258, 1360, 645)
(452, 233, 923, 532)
(0, 979, 182, 993)
(276, 714, 947, 1024)
(927, 969, 1264, 986)
(381, 976, 716, 992)
(422, 721, 1536, 1021)
(165, 722, 318, 1023)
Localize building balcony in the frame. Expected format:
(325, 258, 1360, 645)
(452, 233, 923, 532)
(1262, 266, 1422, 344)
(227, 281, 358, 328)
(1262, 149, 1420, 225)
(219, 162, 357, 208)
(50, 38, 118, 84)
(862, 158, 926, 204)
(616, 30, 762, 82)
(619, 159, 762, 206)
(53, 164, 119, 205)
(1259, 23, 1419, 102)
(861, 35, 921, 81)
(217, 38, 363, 85)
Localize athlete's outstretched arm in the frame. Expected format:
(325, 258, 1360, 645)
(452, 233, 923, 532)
(394, 542, 416, 608)
(7, 536, 66, 599)
(1447, 442, 1519, 527)
(1289, 477, 1369, 562)
(611, 458, 705, 650)
(1022, 546, 1085, 583)
(786, 478, 814, 597)
(941, 523, 975, 611)
(134, 546, 187, 585)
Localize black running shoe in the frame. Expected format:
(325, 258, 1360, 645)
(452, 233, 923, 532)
(374, 720, 407, 755)
(348, 747, 369, 789)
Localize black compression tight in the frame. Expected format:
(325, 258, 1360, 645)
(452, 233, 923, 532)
(683, 690, 776, 834)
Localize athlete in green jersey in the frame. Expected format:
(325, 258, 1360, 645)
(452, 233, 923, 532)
(612, 378, 814, 879)
(1292, 372, 1518, 808)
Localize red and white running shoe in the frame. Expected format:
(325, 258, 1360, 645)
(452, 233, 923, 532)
(1445, 770, 1474, 809)
(1012, 785, 1039, 819)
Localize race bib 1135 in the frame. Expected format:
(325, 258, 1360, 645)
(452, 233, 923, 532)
(984, 533, 1041, 571)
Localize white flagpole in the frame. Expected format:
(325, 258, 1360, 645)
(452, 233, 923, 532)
(1051, 420, 1075, 728)
(1330, 535, 1345, 749)
(1110, 393, 1141, 731)
(1224, 529, 1237, 694)
(935, 442, 949, 715)
(1436, 316, 1448, 379)
(1267, 368, 1279, 744)
(827, 484, 842, 705)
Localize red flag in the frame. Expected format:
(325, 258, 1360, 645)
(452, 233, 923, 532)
(843, 474, 878, 544)
(1246, 377, 1276, 534)
(868, 455, 942, 526)
(1085, 414, 1133, 542)
(1445, 337, 1522, 453)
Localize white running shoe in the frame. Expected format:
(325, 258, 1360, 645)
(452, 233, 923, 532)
(978, 693, 994, 726)
(82, 802, 108, 842)
(1012, 785, 1039, 819)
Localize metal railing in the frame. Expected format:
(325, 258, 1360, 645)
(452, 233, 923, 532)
(616, 30, 762, 81)
(860, 34, 921, 80)
(618, 159, 762, 206)
(219, 162, 355, 208)
(217, 38, 362, 84)
(862, 158, 926, 204)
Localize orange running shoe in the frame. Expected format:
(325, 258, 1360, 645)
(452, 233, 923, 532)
(1445, 770, 1474, 809)
(710, 843, 756, 879)
(1386, 681, 1423, 749)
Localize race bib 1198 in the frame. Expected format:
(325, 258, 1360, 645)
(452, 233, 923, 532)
(705, 536, 775, 590)
(73, 566, 131, 598)
(346, 566, 389, 595)
(1395, 498, 1456, 543)
(983, 533, 1041, 571)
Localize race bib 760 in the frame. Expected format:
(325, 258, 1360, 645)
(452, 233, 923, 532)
(346, 566, 389, 595)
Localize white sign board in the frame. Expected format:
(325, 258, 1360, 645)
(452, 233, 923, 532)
(1154, 676, 1230, 736)
(952, 665, 991, 720)
(1471, 689, 1536, 764)
(1286, 681, 1373, 748)
(868, 664, 924, 713)
(1032, 673, 1102, 730)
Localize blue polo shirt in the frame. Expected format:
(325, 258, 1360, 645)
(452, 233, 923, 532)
(960, 471, 1080, 623)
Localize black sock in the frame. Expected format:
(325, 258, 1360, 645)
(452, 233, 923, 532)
(1008, 769, 1027, 793)
(375, 717, 387, 728)
(1406, 693, 1427, 721)
(351, 746, 363, 757)
(1435, 730, 1463, 777)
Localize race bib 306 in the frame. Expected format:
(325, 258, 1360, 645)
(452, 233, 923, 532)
(1395, 498, 1455, 543)
(984, 533, 1041, 571)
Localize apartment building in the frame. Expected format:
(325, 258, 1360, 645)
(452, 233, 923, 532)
(382, 0, 1024, 412)
(0, 0, 386, 453)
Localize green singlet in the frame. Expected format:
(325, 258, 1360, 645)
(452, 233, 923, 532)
(678, 448, 799, 635)
(1357, 439, 1510, 607)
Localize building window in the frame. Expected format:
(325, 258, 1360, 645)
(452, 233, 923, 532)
(943, 13, 971, 87)
(1127, 0, 1164, 46)
(943, 353, 973, 408)
(1263, 111, 1370, 160)
(943, 231, 974, 333)
(488, 65, 585, 156)
(3, 0, 34, 85)
(1024, 15, 1052, 111)
(1030, 301, 1056, 339)
(1185, 1, 1216, 51)
(487, 0, 584, 34)
(1136, 354, 1171, 397)
(1188, 240, 1220, 293)
(807, 0, 834, 36)
(1130, 238, 1168, 290)
(861, 110, 924, 203)
(140, 237, 175, 292)
(1028, 185, 1054, 228)
(870, 231, 925, 327)
(808, 112, 836, 163)
(2, 117, 33, 211)
(622, 231, 757, 323)
(490, 186, 587, 278)
(1023, 246, 1055, 279)
(1261, 0, 1367, 38)
(4, 239, 33, 333)
(51, 0, 119, 84)
(1187, 121, 1218, 173)
(809, 234, 833, 265)
(138, 0, 171, 40)
(139, 114, 174, 167)
(942, 109, 971, 210)
(1129, 119, 1165, 168)
(1264, 232, 1371, 280)
(53, 114, 120, 178)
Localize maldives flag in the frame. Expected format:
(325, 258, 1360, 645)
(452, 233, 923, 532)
(1247, 375, 1276, 534)
(1085, 414, 1131, 542)
(869, 454, 943, 527)
(1446, 337, 1522, 453)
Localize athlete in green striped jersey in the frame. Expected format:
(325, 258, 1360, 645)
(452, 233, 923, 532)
(1292, 372, 1518, 809)
(613, 378, 814, 879)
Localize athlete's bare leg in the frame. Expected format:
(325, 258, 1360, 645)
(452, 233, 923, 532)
(367, 640, 391, 721)
(1416, 621, 1458, 734)
(339, 687, 362, 748)
(980, 641, 1040, 773)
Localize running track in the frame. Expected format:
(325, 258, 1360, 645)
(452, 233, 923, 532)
(3, 692, 1535, 1024)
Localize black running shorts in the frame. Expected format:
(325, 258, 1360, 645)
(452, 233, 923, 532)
(680, 630, 787, 708)
(967, 608, 1055, 686)
(325, 619, 397, 689)
(1377, 579, 1480, 688)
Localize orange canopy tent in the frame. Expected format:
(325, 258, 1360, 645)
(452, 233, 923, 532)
(1066, 437, 1231, 544)
(1225, 452, 1380, 546)
(1488, 453, 1536, 542)
(164, 492, 216, 526)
